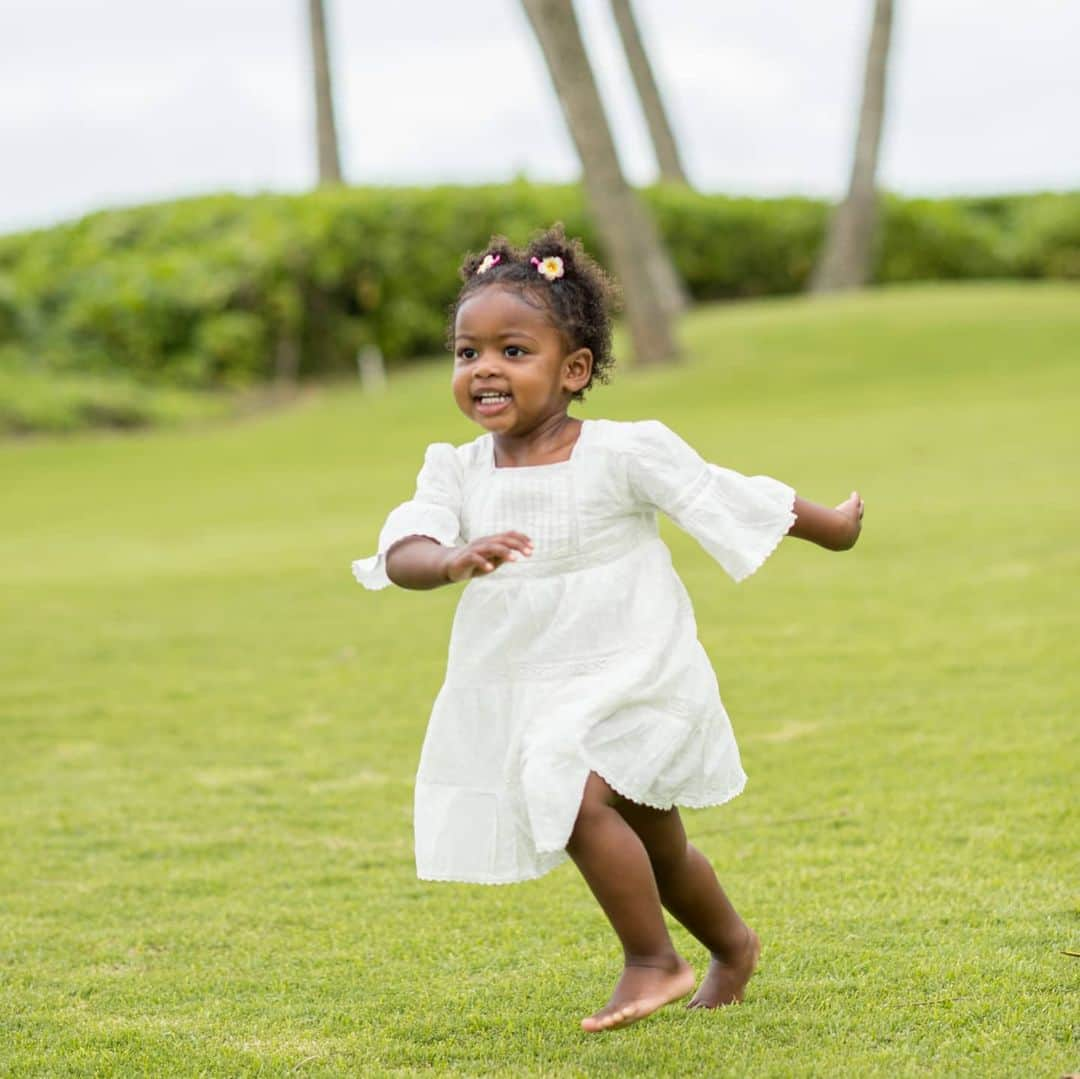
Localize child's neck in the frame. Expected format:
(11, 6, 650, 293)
(491, 412, 582, 469)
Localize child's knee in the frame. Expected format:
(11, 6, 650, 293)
(649, 834, 690, 879)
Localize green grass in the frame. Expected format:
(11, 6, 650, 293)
(0, 364, 241, 436)
(1, 282, 1077, 1077)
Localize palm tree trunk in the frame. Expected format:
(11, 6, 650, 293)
(521, 0, 683, 362)
(608, 0, 690, 187)
(308, 0, 343, 186)
(811, 0, 894, 292)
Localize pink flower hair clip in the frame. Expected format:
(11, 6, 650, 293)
(531, 255, 565, 281)
(476, 253, 502, 275)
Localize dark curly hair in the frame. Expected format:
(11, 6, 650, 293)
(448, 224, 621, 401)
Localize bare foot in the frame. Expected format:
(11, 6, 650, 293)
(686, 926, 761, 1009)
(581, 955, 696, 1033)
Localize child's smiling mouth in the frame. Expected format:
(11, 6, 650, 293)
(474, 390, 513, 415)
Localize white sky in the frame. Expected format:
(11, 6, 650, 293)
(1, 0, 1077, 234)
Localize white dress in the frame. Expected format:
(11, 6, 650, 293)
(353, 419, 796, 884)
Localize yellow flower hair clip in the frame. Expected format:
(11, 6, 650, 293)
(476, 253, 501, 275)
(530, 255, 565, 281)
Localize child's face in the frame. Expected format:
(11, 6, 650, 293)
(452, 286, 592, 435)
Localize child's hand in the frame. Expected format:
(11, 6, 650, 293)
(442, 531, 533, 582)
(834, 491, 865, 550)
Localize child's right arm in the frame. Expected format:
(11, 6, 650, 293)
(386, 532, 533, 589)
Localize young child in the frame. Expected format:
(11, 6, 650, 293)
(353, 226, 864, 1033)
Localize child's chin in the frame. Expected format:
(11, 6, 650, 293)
(472, 404, 515, 426)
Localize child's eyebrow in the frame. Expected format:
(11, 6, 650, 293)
(455, 330, 541, 344)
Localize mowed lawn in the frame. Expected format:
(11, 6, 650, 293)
(1, 283, 1077, 1077)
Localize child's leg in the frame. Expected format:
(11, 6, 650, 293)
(566, 772, 696, 1031)
(614, 800, 760, 1009)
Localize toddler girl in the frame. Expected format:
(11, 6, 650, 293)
(353, 226, 864, 1032)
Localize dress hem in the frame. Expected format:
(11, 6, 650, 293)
(417, 856, 568, 887)
(417, 776, 748, 884)
(533, 768, 748, 856)
(588, 761, 747, 810)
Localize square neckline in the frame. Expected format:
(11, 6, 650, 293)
(488, 419, 591, 472)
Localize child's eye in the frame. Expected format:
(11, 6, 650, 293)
(505, 346, 527, 358)
(457, 348, 477, 361)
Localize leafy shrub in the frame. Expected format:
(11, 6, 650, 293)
(0, 353, 232, 435)
(876, 196, 1010, 282)
(0, 184, 1075, 405)
(1006, 193, 1080, 279)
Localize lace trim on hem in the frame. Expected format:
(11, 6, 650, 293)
(587, 764, 748, 814)
(535, 766, 748, 855)
(727, 498, 798, 584)
(417, 854, 568, 887)
(351, 553, 392, 591)
(417, 774, 748, 880)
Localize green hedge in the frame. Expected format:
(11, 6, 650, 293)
(0, 184, 1076, 390)
(0, 359, 234, 436)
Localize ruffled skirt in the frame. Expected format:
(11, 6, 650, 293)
(413, 537, 747, 884)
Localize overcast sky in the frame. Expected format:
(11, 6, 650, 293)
(2, 0, 1077, 234)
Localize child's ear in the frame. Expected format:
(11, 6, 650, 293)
(563, 348, 593, 394)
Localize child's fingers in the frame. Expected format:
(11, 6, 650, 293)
(450, 551, 497, 580)
(481, 533, 533, 559)
(454, 534, 534, 580)
(479, 541, 521, 565)
(495, 531, 534, 554)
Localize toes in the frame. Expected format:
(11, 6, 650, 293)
(582, 1003, 640, 1032)
(581, 1010, 616, 1033)
(602, 1007, 633, 1030)
(582, 1016, 613, 1033)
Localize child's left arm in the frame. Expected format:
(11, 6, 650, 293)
(787, 491, 864, 551)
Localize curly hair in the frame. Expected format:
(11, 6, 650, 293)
(448, 224, 621, 401)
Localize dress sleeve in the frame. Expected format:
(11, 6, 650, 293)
(351, 443, 463, 590)
(627, 420, 796, 582)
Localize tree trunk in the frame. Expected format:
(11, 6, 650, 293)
(274, 336, 300, 385)
(521, 0, 683, 362)
(307, 0, 343, 186)
(608, 0, 690, 187)
(811, 0, 894, 292)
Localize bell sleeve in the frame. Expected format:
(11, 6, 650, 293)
(351, 442, 463, 591)
(628, 420, 796, 582)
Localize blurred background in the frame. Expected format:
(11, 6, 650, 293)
(1, 0, 1078, 431)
